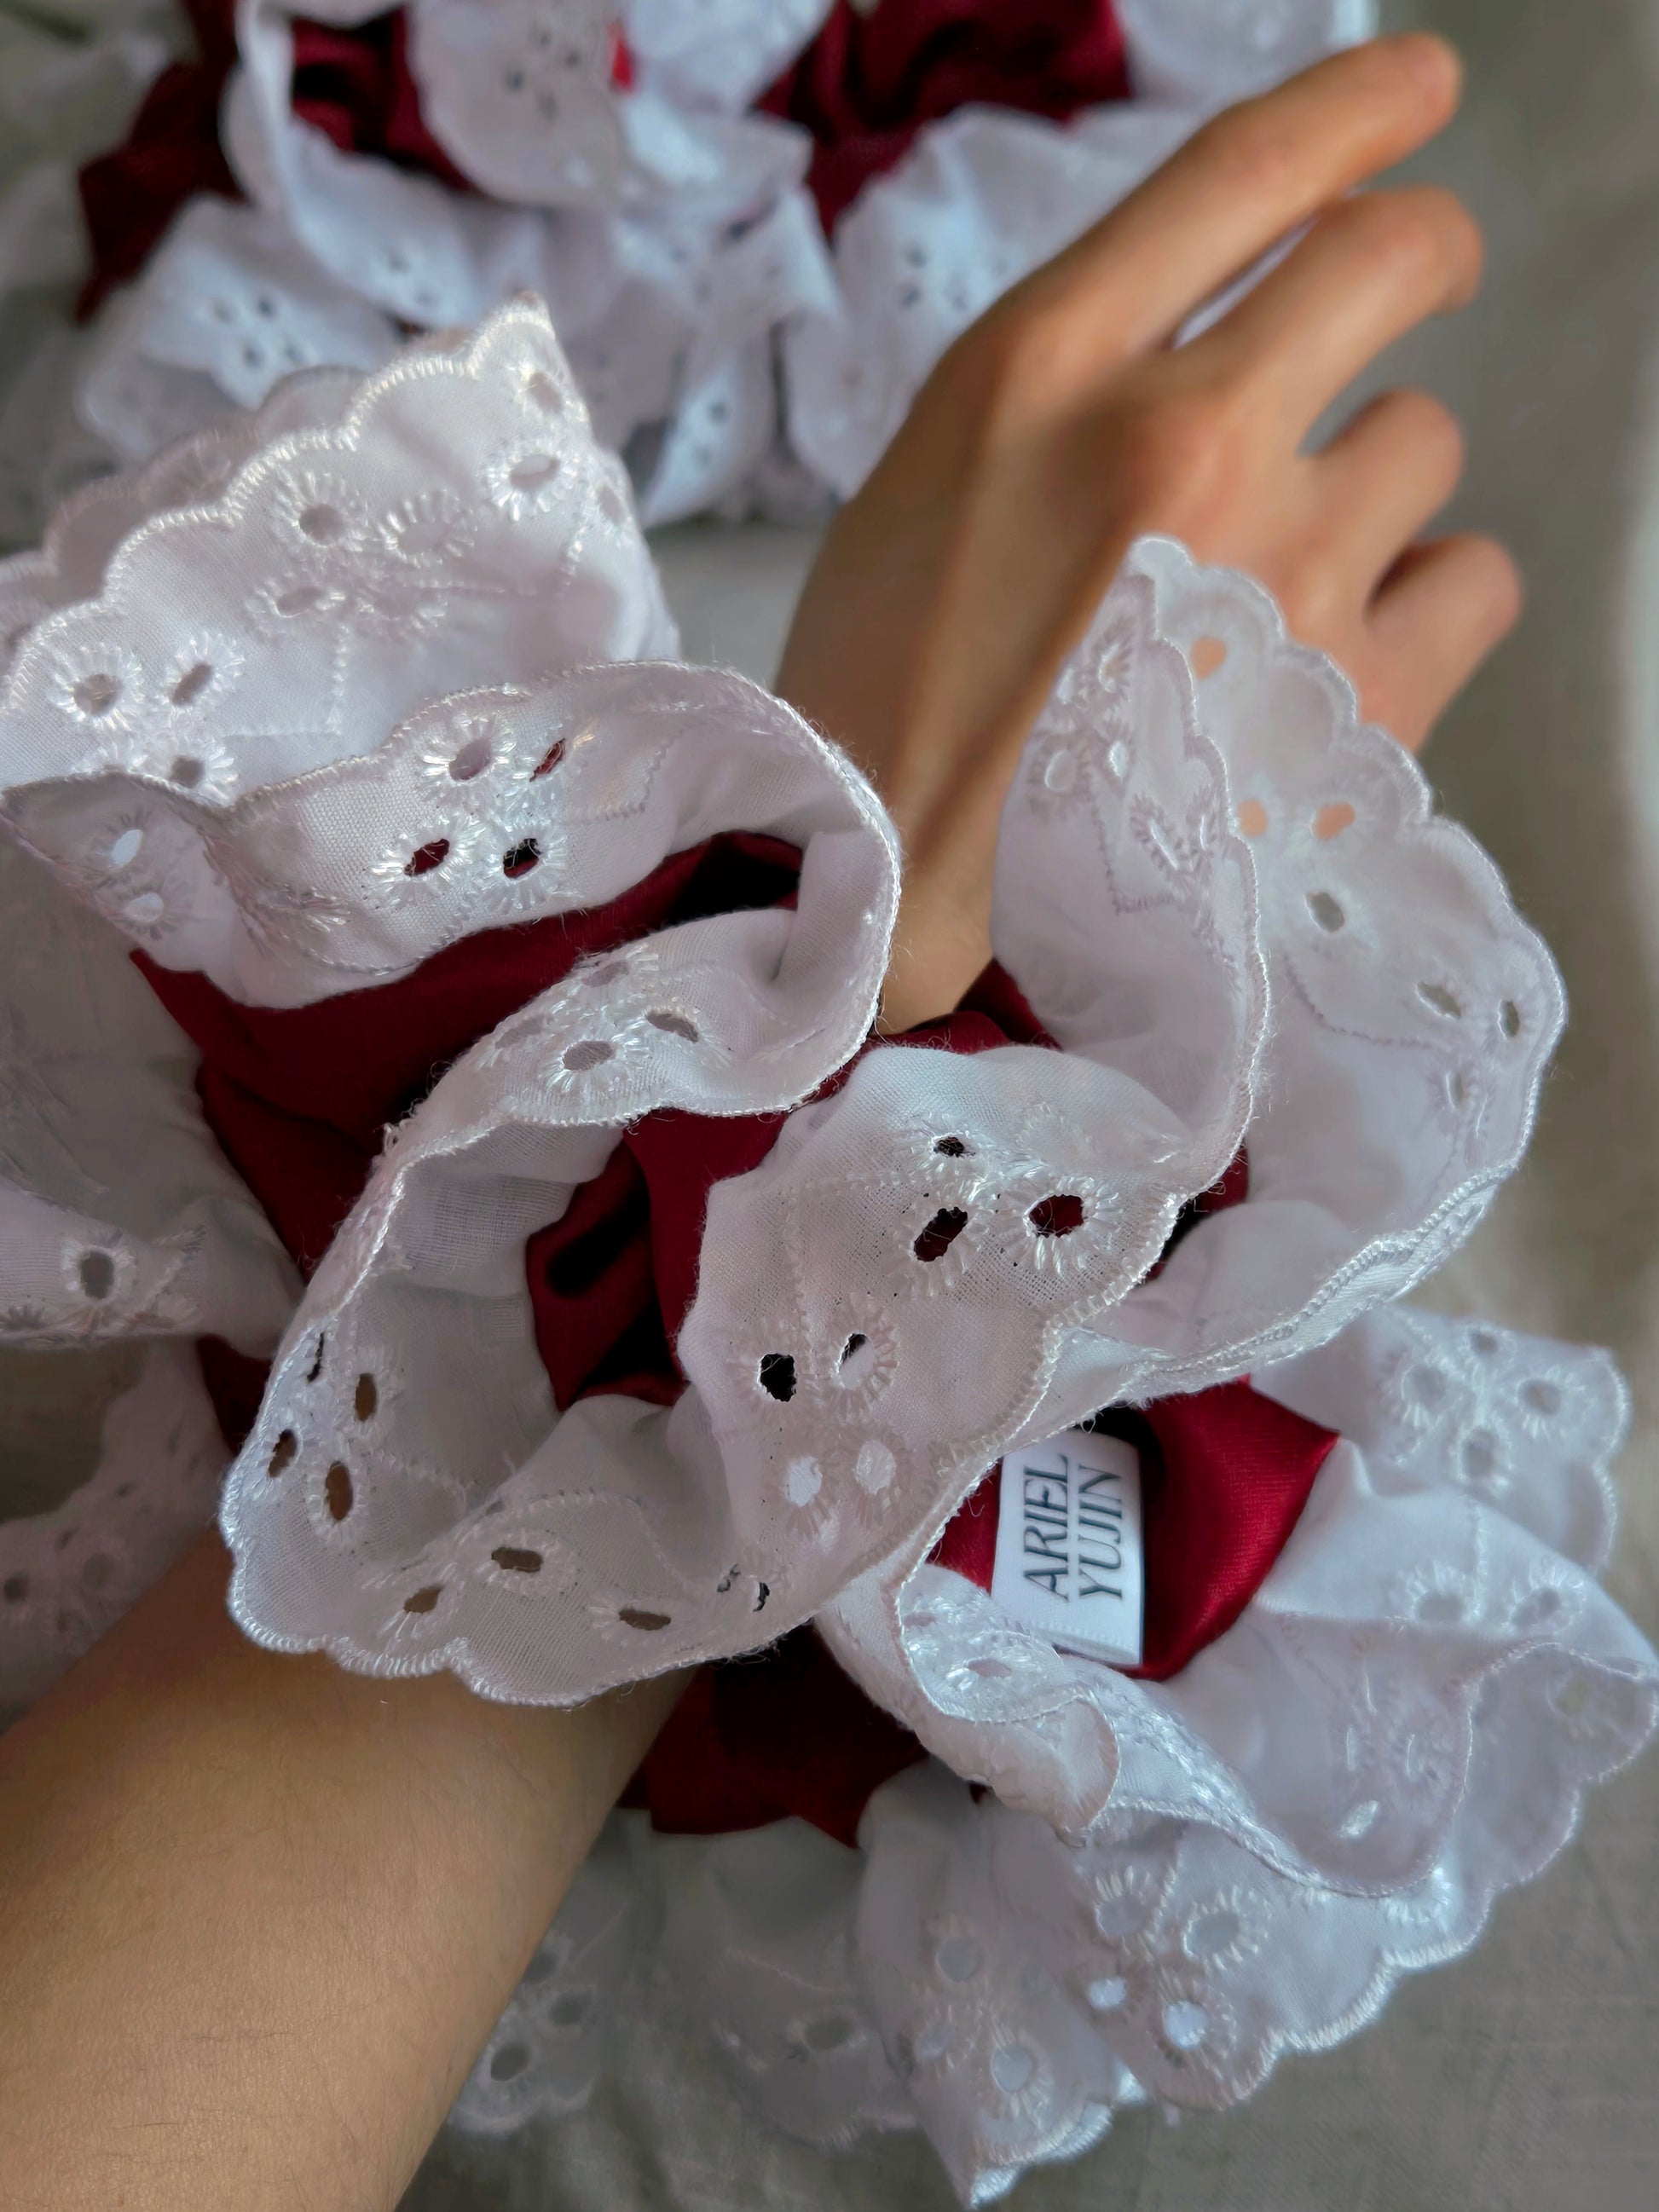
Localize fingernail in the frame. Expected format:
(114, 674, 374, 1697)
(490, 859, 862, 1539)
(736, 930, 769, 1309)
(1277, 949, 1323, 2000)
(1392, 33, 1462, 110)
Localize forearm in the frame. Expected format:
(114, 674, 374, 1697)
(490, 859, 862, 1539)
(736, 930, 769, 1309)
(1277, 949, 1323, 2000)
(0, 1531, 680, 2212)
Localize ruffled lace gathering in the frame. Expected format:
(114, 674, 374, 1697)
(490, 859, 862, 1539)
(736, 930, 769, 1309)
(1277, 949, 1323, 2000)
(0, 1, 1378, 540)
(0, 305, 1650, 2204)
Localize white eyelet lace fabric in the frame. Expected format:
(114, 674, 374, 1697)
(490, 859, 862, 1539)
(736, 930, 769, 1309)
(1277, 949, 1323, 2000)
(0, 298, 1650, 2202)
(124, 531, 1552, 1728)
(448, 1305, 1657, 2204)
(0, 820, 288, 1703)
(4, 1, 1377, 538)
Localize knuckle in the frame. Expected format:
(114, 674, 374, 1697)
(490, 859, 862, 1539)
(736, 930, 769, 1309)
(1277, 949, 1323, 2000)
(1338, 186, 1483, 291)
(1388, 388, 1465, 478)
(1185, 105, 1299, 211)
(1461, 535, 1523, 628)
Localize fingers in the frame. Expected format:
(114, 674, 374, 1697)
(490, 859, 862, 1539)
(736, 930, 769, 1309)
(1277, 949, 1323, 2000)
(1362, 534, 1522, 749)
(1194, 187, 1483, 441)
(1016, 35, 1463, 363)
(1313, 387, 1466, 592)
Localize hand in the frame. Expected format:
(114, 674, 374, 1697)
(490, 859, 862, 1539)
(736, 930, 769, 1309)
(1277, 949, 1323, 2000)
(777, 36, 1520, 1031)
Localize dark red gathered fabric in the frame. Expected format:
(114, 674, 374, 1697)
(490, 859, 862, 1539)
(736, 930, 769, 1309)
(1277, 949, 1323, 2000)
(758, 0, 1130, 231)
(621, 1625, 925, 1848)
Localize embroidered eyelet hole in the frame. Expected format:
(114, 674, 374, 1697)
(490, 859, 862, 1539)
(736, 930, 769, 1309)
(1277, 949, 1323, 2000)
(170, 661, 213, 707)
(72, 672, 121, 716)
(107, 826, 143, 871)
(169, 755, 204, 789)
(1523, 1378, 1563, 1416)
(562, 1039, 612, 1071)
(801, 2014, 855, 2053)
(268, 1429, 298, 1476)
(402, 1585, 442, 1614)
(448, 734, 493, 782)
(502, 838, 540, 879)
(1416, 1590, 1464, 1625)
(1514, 1587, 1565, 1632)
(405, 839, 449, 877)
(914, 1206, 968, 1262)
(619, 1605, 671, 1631)
(123, 891, 164, 927)
(1235, 798, 1268, 837)
(758, 1353, 795, 1403)
(324, 1463, 353, 1520)
(1028, 1193, 1084, 1238)
(3, 1574, 27, 1603)
(354, 1373, 377, 1421)
(524, 370, 563, 413)
(491, 1546, 542, 1574)
(1307, 890, 1344, 932)
(77, 1250, 114, 1300)
(274, 585, 327, 617)
(968, 1656, 1014, 1679)
(1187, 1909, 1240, 1960)
(532, 739, 565, 777)
(935, 1934, 981, 1983)
(854, 1439, 895, 1492)
(646, 1010, 699, 1042)
(1445, 1070, 1468, 1108)
(1085, 1975, 1127, 2013)
(550, 1990, 592, 2030)
(934, 1135, 968, 1157)
(79, 1555, 110, 1592)
(991, 2044, 1035, 2094)
(1418, 980, 1463, 1019)
(489, 2042, 530, 2082)
(1163, 2001, 1210, 2051)
(306, 1333, 326, 1383)
(1314, 800, 1356, 840)
(508, 453, 561, 494)
(298, 503, 345, 543)
(1469, 1330, 1500, 1357)
(1462, 1430, 1499, 1481)
(785, 1455, 822, 1506)
(1189, 635, 1228, 678)
(1500, 998, 1522, 1037)
(585, 959, 626, 987)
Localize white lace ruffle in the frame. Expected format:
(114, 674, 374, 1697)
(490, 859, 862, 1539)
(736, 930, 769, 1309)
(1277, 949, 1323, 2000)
(34, 0, 1376, 528)
(0, 301, 1651, 2203)
(450, 1307, 1657, 2204)
(0, 825, 295, 1354)
(165, 534, 1558, 1721)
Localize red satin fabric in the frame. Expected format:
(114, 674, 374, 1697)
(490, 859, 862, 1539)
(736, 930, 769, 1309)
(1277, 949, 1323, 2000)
(758, 0, 1130, 231)
(621, 1625, 925, 1848)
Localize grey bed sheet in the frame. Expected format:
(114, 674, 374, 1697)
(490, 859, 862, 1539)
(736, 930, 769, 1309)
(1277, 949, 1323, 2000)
(412, 0, 1658, 2201)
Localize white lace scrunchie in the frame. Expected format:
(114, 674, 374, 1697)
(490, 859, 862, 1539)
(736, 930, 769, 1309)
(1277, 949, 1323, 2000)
(10, 1, 1379, 539)
(0, 300, 1650, 2209)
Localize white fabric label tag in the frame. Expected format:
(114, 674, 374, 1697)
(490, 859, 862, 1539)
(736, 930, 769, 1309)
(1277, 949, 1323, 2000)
(991, 1428, 1143, 1667)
